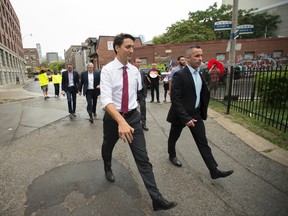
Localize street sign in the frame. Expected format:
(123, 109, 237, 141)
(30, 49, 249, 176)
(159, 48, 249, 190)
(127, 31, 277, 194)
(230, 29, 240, 39)
(214, 21, 232, 31)
(237, 25, 254, 34)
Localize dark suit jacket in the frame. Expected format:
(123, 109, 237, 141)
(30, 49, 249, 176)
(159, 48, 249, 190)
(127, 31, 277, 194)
(61, 70, 80, 92)
(167, 65, 210, 125)
(137, 71, 147, 99)
(80, 70, 101, 96)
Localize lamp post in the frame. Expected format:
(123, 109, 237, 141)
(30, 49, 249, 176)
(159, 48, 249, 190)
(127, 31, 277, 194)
(20, 33, 32, 84)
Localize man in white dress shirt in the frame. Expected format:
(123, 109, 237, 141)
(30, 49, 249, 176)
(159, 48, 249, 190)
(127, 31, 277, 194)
(100, 33, 177, 212)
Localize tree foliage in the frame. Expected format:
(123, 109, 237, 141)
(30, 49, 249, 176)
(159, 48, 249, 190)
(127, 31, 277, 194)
(40, 61, 49, 68)
(49, 61, 65, 72)
(153, 3, 281, 44)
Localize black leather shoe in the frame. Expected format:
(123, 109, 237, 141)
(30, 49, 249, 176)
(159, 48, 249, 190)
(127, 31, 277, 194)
(210, 169, 234, 179)
(142, 123, 149, 131)
(152, 196, 178, 211)
(105, 170, 115, 182)
(89, 117, 94, 123)
(150, 100, 154, 103)
(169, 157, 182, 167)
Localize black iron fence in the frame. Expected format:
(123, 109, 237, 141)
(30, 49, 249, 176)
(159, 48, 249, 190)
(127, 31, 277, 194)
(203, 66, 288, 133)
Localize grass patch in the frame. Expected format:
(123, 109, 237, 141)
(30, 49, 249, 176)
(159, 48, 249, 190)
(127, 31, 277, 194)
(209, 99, 288, 150)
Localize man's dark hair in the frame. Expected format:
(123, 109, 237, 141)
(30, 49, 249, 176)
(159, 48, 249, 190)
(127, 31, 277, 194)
(177, 56, 184, 61)
(113, 33, 135, 54)
(188, 45, 201, 49)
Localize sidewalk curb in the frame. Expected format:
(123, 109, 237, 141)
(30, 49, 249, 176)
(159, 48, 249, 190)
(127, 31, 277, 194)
(0, 79, 39, 104)
(208, 108, 288, 167)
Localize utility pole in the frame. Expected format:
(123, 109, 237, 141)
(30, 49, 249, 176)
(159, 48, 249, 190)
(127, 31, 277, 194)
(226, 0, 238, 113)
(226, 0, 238, 95)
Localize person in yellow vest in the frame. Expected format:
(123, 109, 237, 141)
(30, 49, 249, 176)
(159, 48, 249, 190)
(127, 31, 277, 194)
(38, 70, 49, 100)
(52, 70, 62, 97)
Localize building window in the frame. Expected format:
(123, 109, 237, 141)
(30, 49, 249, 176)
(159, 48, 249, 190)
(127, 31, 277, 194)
(0, 49, 5, 66)
(6, 51, 9, 67)
(244, 52, 254, 60)
(107, 41, 113, 51)
(273, 50, 282, 58)
(216, 53, 226, 61)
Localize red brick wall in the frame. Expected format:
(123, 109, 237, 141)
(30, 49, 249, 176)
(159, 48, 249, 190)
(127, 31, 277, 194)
(133, 38, 288, 64)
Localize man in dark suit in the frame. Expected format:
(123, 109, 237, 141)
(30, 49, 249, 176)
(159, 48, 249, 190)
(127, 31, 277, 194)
(167, 45, 234, 180)
(61, 63, 80, 117)
(80, 63, 101, 123)
(134, 58, 148, 131)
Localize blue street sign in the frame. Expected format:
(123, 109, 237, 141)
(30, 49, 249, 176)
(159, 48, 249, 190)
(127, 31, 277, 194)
(237, 25, 254, 34)
(230, 29, 239, 40)
(214, 21, 232, 31)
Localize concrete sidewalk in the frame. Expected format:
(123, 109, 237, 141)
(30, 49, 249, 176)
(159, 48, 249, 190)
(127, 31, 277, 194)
(1, 80, 287, 166)
(0, 81, 287, 216)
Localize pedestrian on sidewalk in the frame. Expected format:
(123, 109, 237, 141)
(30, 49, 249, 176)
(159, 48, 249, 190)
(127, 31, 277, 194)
(52, 70, 62, 97)
(61, 63, 80, 117)
(168, 56, 186, 96)
(163, 67, 170, 102)
(100, 33, 177, 211)
(16, 75, 20, 84)
(38, 70, 49, 100)
(134, 57, 148, 131)
(147, 63, 161, 103)
(167, 45, 234, 180)
(79, 63, 101, 123)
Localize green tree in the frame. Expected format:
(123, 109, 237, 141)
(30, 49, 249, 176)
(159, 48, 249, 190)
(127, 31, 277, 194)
(49, 61, 65, 72)
(153, 3, 281, 44)
(40, 61, 49, 68)
(238, 10, 281, 39)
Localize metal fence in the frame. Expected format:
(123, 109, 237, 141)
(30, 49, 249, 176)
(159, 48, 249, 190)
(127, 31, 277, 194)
(203, 66, 288, 133)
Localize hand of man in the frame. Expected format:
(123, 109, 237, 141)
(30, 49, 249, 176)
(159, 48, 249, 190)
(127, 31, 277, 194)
(185, 119, 197, 127)
(118, 121, 134, 143)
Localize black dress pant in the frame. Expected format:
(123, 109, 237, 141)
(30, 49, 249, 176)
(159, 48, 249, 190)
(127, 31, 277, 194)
(85, 89, 98, 116)
(150, 79, 159, 101)
(54, 84, 60, 96)
(66, 86, 77, 113)
(168, 113, 218, 171)
(101, 110, 161, 200)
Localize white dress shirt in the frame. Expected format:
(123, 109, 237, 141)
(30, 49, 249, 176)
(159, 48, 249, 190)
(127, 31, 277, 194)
(68, 71, 74, 87)
(187, 65, 202, 108)
(100, 58, 142, 111)
(88, 72, 94, 89)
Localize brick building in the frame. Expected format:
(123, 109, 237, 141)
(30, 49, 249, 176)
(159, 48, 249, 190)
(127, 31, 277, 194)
(23, 48, 40, 71)
(133, 38, 288, 66)
(88, 35, 142, 69)
(0, 0, 26, 85)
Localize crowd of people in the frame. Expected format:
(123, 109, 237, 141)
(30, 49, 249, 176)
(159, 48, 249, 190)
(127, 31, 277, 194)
(34, 33, 233, 212)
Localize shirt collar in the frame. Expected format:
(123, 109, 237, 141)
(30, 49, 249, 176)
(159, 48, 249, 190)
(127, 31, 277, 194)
(187, 65, 199, 74)
(114, 57, 131, 70)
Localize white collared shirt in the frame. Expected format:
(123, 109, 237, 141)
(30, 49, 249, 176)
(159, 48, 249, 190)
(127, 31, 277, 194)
(100, 58, 142, 111)
(88, 72, 94, 89)
(68, 71, 74, 87)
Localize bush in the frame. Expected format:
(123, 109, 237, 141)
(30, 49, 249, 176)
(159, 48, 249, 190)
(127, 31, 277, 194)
(257, 71, 288, 108)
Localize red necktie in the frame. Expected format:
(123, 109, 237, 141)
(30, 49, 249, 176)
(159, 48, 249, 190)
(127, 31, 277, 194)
(121, 66, 129, 114)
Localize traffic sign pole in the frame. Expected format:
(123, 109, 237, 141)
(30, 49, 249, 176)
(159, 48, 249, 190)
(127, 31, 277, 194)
(226, 0, 239, 113)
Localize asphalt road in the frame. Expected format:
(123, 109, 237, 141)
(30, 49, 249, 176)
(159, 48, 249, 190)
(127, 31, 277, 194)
(0, 81, 287, 216)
